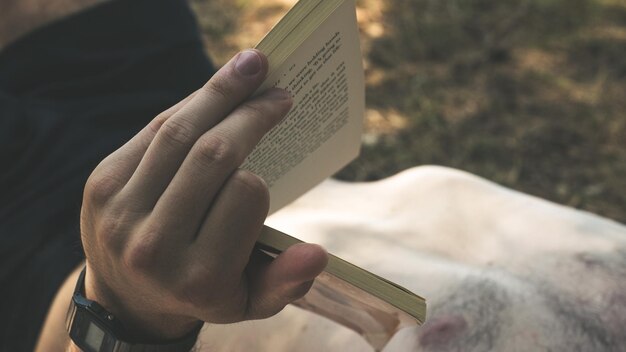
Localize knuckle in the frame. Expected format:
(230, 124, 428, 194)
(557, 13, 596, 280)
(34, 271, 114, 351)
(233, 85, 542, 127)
(148, 113, 169, 134)
(174, 265, 222, 307)
(91, 211, 127, 256)
(240, 100, 285, 131)
(203, 75, 234, 102)
(159, 118, 195, 149)
(231, 170, 269, 202)
(192, 135, 236, 168)
(85, 170, 123, 204)
(122, 233, 161, 275)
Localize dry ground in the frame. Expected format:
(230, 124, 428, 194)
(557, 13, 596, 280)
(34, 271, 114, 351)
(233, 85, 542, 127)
(190, 0, 626, 223)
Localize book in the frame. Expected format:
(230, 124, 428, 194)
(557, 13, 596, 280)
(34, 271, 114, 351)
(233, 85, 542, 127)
(241, 0, 364, 214)
(257, 227, 426, 351)
(239, 0, 428, 350)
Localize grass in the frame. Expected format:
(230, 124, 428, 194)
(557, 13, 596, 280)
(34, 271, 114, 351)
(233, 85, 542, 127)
(190, 0, 626, 224)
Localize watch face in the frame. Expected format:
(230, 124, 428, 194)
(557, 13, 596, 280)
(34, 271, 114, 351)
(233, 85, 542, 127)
(68, 266, 201, 352)
(85, 322, 106, 350)
(69, 307, 116, 352)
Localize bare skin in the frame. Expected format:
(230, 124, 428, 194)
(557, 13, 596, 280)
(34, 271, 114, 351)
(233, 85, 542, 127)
(79, 48, 328, 338)
(34, 47, 329, 350)
(16, 2, 626, 351)
(198, 166, 626, 351)
(18, 2, 329, 349)
(1, 0, 325, 349)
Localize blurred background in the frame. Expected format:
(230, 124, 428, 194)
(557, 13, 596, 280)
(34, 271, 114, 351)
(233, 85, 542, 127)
(190, 0, 626, 223)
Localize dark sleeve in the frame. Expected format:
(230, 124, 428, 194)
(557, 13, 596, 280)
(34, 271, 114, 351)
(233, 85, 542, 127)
(0, 0, 216, 350)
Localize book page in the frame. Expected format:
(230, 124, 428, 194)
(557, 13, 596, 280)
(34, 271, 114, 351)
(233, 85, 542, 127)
(242, 0, 364, 214)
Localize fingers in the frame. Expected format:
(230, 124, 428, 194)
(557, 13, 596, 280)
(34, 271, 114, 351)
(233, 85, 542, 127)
(190, 170, 269, 274)
(84, 90, 198, 206)
(186, 170, 326, 323)
(123, 50, 269, 209)
(150, 89, 292, 240)
(165, 170, 270, 323)
(81, 47, 329, 331)
(244, 243, 329, 320)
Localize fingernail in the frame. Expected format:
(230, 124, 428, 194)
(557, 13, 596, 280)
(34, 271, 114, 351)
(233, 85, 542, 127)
(235, 50, 262, 76)
(265, 88, 291, 100)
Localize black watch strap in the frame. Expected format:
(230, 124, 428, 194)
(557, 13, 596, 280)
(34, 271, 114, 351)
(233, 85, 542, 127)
(66, 267, 202, 352)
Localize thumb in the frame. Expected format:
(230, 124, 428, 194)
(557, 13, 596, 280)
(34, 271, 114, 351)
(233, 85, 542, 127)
(245, 243, 328, 319)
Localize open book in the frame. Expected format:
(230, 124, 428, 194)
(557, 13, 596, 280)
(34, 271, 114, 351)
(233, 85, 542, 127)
(240, 0, 427, 350)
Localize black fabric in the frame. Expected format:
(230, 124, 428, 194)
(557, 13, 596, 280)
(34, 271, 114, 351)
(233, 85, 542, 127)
(0, 0, 215, 350)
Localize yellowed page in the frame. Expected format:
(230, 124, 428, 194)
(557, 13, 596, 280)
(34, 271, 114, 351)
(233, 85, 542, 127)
(242, 0, 364, 214)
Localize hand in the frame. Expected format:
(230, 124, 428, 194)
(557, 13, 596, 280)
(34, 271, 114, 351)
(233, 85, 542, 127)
(80, 49, 328, 342)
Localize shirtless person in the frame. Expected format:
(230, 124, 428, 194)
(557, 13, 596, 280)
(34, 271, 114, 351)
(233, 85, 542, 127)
(2, 1, 625, 352)
(211, 167, 626, 351)
(2, 1, 327, 351)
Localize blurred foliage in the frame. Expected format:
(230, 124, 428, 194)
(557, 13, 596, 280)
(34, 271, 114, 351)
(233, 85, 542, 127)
(192, 0, 626, 223)
(337, 0, 626, 223)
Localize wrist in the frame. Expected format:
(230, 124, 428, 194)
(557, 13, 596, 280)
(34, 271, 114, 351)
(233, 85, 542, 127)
(82, 265, 202, 344)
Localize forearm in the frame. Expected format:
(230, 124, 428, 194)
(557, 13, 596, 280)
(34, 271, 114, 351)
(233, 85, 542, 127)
(35, 264, 84, 352)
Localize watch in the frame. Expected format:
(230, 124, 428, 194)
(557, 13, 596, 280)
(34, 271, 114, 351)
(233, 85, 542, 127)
(65, 267, 202, 352)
